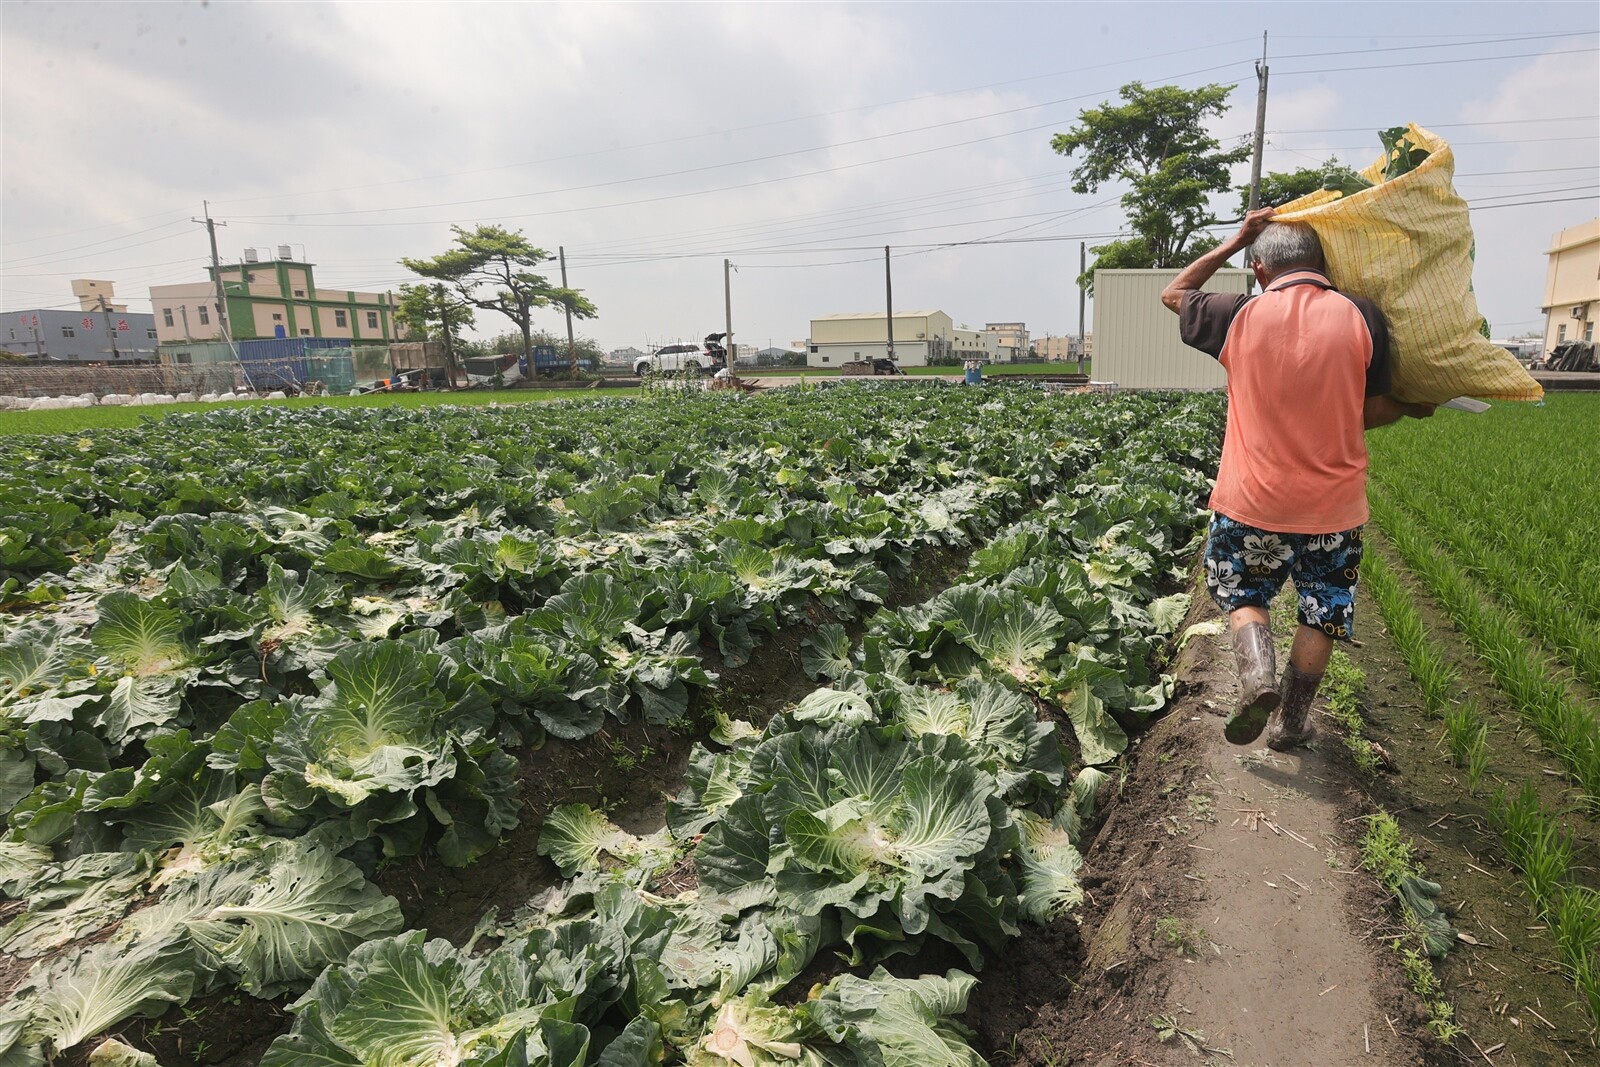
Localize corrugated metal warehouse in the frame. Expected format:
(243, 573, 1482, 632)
(1093, 268, 1253, 389)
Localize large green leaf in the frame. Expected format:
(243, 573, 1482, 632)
(949, 588, 1065, 685)
(0, 851, 151, 959)
(187, 840, 403, 996)
(17, 935, 196, 1056)
(91, 593, 195, 678)
(808, 968, 982, 1067)
(1061, 683, 1127, 765)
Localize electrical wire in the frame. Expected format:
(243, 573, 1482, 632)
(209, 37, 1268, 209)
(0, 220, 195, 269)
(218, 59, 1255, 224)
(1276, 45, 1598, 76)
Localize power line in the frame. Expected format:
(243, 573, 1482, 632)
(200, 30, 1593, 214)
(1472, 193, 1599, 210)
(1271, 134, 1598, 152)
(0, 209, 193, 251)
(1268, 115, 1598, 134)
(1277, 45, 1598, 77)
(208, 37, 1267, 210)
(0, 220, 194, 269)
(1268, 30, 1594, 61)
(218, 59, 1256, 224)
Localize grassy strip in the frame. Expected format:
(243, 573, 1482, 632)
(1368, 488, 1600, 807)
(1360, 812, 1464, 1043)
(1402, 480, 1600, 631)
(1322, 649, 1385, 775)
(0, 389, 586, 435)
(1363, 545, 1600, 1026)
(1372, 471, 1600, 694)
(1362, 552, 1460, 717)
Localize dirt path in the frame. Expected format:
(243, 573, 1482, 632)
(1167, 729, 1402, 1063)
(1005, 595, 1431, 1067)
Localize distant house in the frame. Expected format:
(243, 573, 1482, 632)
(1542, 218, 1598, 352)
(3, 307, 158, 362)
(983, 322, 1028, 363)
(1036, 333, 1092, 361)
(150, 248, 395, 344)
(4, 281, 156, 360)
(808, 311, 989, 367)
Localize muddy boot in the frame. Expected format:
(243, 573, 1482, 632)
(1224, 622, 1280, 745)
(1266, 664, 1322, 751)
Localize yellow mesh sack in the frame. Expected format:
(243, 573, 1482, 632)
(1273, 124, 1542, 403)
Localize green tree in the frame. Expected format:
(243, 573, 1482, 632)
(401, 225, 597, 369)
(1239, 159, 1343, 215)
(485, 329, 605, 366)
(393, 283, 475, 370)
(1051, 82, 1251, 291)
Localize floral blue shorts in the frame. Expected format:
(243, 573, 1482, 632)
(1202, 513, 1365, 640)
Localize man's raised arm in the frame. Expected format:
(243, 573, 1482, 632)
(1161, 207, 1278, 313)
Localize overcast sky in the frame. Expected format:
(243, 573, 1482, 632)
(3, 1, 1597, 351)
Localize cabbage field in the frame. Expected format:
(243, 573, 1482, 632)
(0, 386, 1226, 1065)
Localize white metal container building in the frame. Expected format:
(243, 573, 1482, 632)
(1093, 268, 1253, 389)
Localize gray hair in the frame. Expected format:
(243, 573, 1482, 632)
(1248, 222, 1324, 275)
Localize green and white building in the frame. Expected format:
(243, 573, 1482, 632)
(149, 249, 396, 344)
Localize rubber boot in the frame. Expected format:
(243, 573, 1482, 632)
(1224, 622, 1280, 745)
(1265, 664, 1322, 751)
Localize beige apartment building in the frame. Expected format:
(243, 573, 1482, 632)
(983, 322, 1028, 362)
(1542, 218, 1599, 352)
(150, 250, 395, 344)
(1036, 333, 1092, 362)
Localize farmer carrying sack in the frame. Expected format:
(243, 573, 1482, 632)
(1274, 123, 1543, 404)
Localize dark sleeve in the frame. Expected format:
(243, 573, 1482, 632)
(1179, 290, 1252, 359)
(1346, 294, 1392, 397)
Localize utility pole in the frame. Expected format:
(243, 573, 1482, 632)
(1247, 32, 1270, 212)
(1077, 241, 1087, 373)
(97, 295, 120, 360)
(884, 245, 895, 363)
(723, 258, 734, 376)
(191, 201, 230, 340)
(559, 245, 578, 374)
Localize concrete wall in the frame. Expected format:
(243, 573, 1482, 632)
(151, 284, 224, 343)
(1093, 268, 1253, 389)
(809, 341, 930, 368)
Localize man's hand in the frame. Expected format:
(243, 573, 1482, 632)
(1236, 207, 1277, 246)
